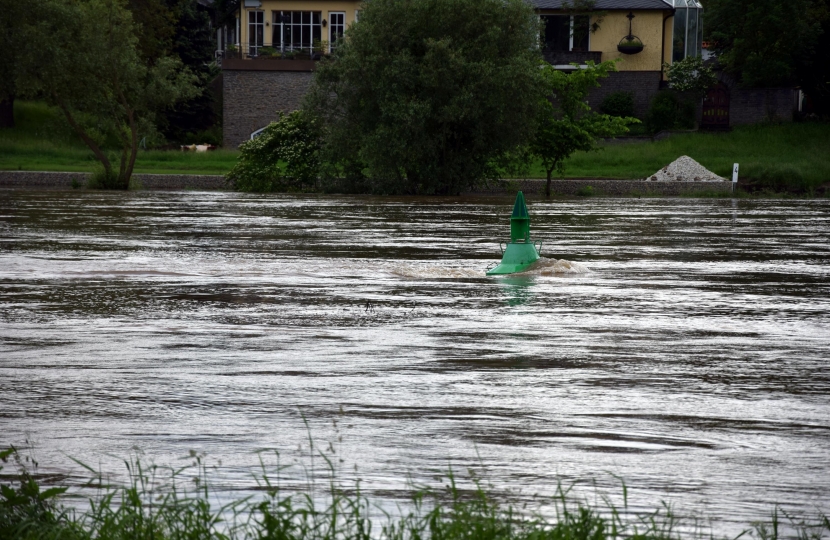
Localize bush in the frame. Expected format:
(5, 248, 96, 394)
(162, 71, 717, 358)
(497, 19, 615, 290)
(600, 91, 635, 118)
(645, 91, 696, 133)
(576, 185, 595, 197)
(743, 163, 813, 193)
(87, 165, 120, 189)
(226, 110, 321, 192)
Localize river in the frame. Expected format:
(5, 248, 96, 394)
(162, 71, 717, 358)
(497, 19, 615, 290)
(1, 190, 828, 534)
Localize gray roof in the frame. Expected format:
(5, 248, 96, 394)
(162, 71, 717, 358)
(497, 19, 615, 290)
(531, 0, 673, 9)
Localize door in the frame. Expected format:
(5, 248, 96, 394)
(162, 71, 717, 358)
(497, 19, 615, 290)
(702, 82, 730, 128)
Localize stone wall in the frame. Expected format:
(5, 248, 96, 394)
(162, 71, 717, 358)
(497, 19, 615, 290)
(222, 69, 314, 147)
(0, 171, 735, 196)
(586, 71, 663, 119)
(472, 178, 733, 196)
(0, 171, 227, 190)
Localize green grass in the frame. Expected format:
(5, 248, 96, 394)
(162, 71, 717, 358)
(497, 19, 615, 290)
(534, 123, 830, 186)
(0, 101, 239, 175)
(2, 446, 830, 540)
(3, 101, 829, 187)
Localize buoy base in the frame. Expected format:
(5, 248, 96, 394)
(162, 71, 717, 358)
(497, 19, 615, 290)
(486, 242, 540, 275)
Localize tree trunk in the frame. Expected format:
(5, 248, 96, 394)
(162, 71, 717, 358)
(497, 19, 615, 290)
(0, 97, 14, 128)
(545, 168, 552, 198)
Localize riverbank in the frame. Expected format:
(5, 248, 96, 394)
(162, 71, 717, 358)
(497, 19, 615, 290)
(3, 102, 828, 187)
(0, 170, 739, 196)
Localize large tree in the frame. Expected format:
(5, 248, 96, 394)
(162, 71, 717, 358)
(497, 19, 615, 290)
(305, 0, 545, 195)
(705, 0, 830, 115)
(16, 0, 197, 189)
(0, 0, 29, 127)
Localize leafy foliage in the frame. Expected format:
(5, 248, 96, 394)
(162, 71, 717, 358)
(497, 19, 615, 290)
(645, 91, 696, 133)
(529, 61, 636, 197)
(0, 447, 71, 539)
(704, 0, 830, 115)
(600, 92, 635, 118)
(663, 57, 717, 99)
(15, 0, 198, 189)
(227, 110, 322, 192)
(306, 0, 544, 195)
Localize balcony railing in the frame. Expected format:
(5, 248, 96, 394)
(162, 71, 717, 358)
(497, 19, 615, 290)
(220, 42, 327, 61)
(543, 50, 603, 66)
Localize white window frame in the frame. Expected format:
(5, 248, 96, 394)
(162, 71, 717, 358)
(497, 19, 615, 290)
(328, 11, 345, 52)
(248, 9, 264, 56)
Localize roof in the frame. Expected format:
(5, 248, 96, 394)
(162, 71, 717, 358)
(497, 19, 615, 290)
(530, 0, 673, 9)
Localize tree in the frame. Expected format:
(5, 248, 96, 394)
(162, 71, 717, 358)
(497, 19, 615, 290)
(159, 0, 221, 143)
(16, 0, 198, 189)
(663, 56, 717, 100)
(226, 110, 322, 192)
(0, 0, 30, 127)
(305, 0, 544, 195)
(529, 61, 636, 198)
(705, 0, 830, 114)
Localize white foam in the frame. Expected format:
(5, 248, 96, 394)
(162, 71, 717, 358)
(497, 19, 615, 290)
(520, 258, 590, 275)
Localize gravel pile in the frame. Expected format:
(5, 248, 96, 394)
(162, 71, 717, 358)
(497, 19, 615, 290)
(645, 156, 726, 182)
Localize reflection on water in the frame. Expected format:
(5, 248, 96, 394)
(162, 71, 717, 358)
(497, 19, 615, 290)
(1, 191, 829, 534)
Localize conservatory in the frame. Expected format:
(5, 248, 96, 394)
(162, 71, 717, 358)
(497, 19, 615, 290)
(672, 0, 704, 61)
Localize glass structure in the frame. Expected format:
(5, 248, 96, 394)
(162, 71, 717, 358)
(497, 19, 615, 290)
(672, 0, 703, 62)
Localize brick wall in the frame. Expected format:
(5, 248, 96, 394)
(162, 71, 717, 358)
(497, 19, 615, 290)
(222, 69, 314, 147)
(717, 72, 795, 126)
(587, 71, 663, 119)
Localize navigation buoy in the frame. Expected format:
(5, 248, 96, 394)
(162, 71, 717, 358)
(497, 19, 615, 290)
(486, 191, 542, 276)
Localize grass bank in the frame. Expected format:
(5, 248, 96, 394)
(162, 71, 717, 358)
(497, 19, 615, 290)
(529, 123, 830, 190)
(2, 447, 829, 540)
(2, 101, 828, 191)
(0, 102, 238, 175)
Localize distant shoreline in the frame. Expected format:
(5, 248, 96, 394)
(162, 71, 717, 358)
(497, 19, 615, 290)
(0, 171, 735, 197)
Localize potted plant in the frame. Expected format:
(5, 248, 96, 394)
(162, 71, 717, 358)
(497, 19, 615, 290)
(617, 12, 644, 55)
(617, 37, 644, 54)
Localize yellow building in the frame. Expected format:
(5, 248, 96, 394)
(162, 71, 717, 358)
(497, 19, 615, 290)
(228, 0, 703, 65)
(221, 0, 706, 145)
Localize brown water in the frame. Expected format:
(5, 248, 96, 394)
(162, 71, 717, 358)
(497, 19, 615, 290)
(1, 190, 829, 533)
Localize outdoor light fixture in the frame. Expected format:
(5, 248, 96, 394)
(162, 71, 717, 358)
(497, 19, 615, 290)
(322, 19, 327, 27)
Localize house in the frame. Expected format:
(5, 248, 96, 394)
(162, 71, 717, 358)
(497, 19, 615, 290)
(219, 0, 707, 146)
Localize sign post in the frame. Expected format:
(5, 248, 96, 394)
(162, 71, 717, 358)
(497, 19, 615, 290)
(732, 163, 739, 193)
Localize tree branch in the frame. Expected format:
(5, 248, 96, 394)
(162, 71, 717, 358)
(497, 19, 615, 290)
(54, 92, 113, 174)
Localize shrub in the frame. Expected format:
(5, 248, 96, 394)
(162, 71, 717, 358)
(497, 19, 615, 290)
(87, 165, 120, 189)
(599, 91, 635, 118)
(743, 163, 811, 193)
(226, 110, 321, 192)
(645, 90, 695, 133)
(576, 185, 595, 197)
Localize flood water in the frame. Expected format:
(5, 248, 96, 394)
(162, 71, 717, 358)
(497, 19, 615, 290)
(1, 190, 829, 534)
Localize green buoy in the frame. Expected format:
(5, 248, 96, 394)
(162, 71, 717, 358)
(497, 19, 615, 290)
(486, 191, 542, 276)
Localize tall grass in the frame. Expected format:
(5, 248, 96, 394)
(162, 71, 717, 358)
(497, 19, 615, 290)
(2, 446, 830, 540)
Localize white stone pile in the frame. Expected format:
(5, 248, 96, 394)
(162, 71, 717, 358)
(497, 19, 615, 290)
(645, 156, 726, 182)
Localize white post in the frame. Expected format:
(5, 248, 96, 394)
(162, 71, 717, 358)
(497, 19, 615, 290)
(732, 163, 739, 193)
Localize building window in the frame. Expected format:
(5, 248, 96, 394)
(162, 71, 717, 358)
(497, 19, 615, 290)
(248, 10, 264, 55)
(329, 12, 345, 50)
(672, 0, 703, 62)
(541, 15, 589, 52)
(272, 11, 322, 52)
